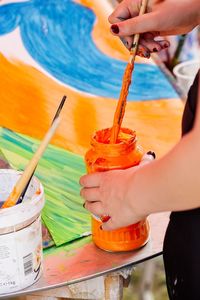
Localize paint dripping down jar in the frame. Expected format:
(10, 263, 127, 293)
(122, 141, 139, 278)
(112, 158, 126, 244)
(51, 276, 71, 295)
(85, 127, 150, 252)
(0, 169, 45, 294)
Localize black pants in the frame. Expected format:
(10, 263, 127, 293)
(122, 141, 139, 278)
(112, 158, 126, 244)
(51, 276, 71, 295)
(163, 211, 200, 300)
(163, 72, 199, 300)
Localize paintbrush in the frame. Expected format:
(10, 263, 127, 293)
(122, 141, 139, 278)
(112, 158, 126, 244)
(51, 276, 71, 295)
(14, 95, 67, 205)
(2, 117, 61, 209)
(110, 0, 148, 144)
(51, 95, 67, 125)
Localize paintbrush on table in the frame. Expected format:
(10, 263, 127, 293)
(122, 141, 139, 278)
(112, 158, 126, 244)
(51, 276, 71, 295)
(110, 0, 148, 144)
(2, 116, 61, 209)
(14, 95, 67, 205)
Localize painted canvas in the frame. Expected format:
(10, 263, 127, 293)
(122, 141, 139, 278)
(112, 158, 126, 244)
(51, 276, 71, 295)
(0, 0, 183, 247)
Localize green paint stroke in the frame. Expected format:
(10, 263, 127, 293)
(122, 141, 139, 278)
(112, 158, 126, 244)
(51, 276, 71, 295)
(0, 127, 91, 246)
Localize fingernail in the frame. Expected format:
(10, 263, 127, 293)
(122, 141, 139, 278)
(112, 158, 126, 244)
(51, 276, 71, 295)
(101, 215, 110, 223)
(144, 51, 150, 58)
(153, 48, 158, 52)
(111, 24, 119, 34)
(147, 151, 156, 159)
(83, 203, 85, 208)
(118, 16, 126, 21)
(163, 43, 169, 48)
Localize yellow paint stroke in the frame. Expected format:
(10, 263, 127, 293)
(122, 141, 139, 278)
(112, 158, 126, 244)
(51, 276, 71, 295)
(0, 53, 183, 158)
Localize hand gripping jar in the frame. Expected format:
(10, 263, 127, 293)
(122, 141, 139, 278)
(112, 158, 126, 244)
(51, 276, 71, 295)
(85, 127, 150, 252)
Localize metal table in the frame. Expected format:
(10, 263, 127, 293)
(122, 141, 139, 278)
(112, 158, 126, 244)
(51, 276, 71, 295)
(1, 212, 169, 299)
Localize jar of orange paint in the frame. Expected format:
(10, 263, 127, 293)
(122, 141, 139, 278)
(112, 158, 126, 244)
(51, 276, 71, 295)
(85, 127, 150, 252)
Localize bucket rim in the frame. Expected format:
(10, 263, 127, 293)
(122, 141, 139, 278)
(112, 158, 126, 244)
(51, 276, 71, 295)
(173, 59, 200, 80)
(0, 169, 44, 223)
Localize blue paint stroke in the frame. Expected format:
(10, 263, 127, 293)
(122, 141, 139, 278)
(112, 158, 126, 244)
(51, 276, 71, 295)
(0, 0, 178, 100)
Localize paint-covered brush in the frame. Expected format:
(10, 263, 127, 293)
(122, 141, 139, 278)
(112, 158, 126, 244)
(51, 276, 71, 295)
(110, 0, 148, 144)
(2, 117, 61, 209)
(15, 95, 67, 205)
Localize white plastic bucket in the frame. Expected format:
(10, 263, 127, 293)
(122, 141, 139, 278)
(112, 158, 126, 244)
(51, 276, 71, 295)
(0, 169, 45, 294)
(173, 60, 200, 97)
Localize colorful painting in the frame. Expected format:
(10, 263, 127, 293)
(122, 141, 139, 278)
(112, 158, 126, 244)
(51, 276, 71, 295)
(0, 0, 183, 247)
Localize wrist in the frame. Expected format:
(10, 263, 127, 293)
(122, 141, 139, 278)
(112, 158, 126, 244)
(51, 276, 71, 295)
(125, 168, 151, 220)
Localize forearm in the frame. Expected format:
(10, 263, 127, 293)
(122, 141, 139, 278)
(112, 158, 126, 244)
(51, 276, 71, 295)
(129, 129, 200, 215)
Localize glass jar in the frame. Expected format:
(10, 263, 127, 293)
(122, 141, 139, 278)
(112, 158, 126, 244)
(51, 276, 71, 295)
(85, 127, 150, 252)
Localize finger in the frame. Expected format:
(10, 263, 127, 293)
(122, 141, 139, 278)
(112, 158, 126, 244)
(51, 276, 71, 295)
(101, 218, 117, 231)
(157, 40, 170, 50)
(108, 2, 132, 24)
(139, 37, 162, 52)
(84, 200, 105, 216)
(137, 44, 150, 58)
(120, 36, 133, 50)
(146, 151, 156, 159)
(140, 151, 156, 167)
(79, 172, 102, 188)
(120, 38, 151, 57)
(110, 12, 161, 37)
(80, 187, 101, 202)
(142, 32, 160, 39)
(140, 37, 170, 53)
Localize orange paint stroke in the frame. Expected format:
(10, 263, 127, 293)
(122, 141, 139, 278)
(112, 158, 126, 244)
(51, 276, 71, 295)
(0, 53, 183, 158)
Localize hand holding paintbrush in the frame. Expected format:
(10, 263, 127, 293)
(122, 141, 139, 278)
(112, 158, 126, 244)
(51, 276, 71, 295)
(110, 0, 148, 144)
(2, 96, 67, 209)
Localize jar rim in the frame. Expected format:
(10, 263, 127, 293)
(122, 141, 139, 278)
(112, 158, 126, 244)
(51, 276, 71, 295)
(91, 127, 136, 152)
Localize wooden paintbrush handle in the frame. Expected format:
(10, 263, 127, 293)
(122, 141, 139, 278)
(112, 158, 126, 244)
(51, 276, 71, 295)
(110, 62, 134, 144)
(130, 0, 148, 63)
(2, 118, 61, 208)
(110, 0, 148, 144)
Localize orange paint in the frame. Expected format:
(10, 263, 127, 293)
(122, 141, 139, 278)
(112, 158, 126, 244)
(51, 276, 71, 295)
(92, 218, 150, 252)
(0, 53, 183, 158)
(110, 62, 134, 143)
(85, 127, 143, 172)
(36, 189, 41, 195)
(85, 127, 150, 252)
(2, 187, 18, 208)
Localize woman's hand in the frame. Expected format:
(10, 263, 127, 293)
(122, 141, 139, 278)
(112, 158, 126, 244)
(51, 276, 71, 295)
(80, 152, 155, 230)
(109, 0, 200, 55)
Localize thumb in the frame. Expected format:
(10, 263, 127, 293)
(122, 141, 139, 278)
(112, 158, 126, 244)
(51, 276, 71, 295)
(101, 218, 117, 231)
(101, 217, 122, 231)
(110, 12, 160, 36)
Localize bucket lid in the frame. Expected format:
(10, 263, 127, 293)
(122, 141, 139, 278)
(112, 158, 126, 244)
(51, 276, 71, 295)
(0, 169, 45, 229)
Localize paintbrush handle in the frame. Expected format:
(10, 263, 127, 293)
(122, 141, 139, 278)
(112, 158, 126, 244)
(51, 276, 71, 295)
(2, 118, 60, 209)
(110, 63, 134, 144)
(16, 95, 67, 205)
(110, 0, 148, 144)
(130, 0, 148, 63)
(51, 95, 67, 125)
